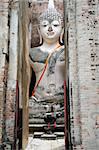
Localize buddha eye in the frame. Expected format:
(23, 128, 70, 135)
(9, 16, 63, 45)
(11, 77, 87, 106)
(41, 20, 49, 27)
(53, 24, 59, 27)
(52, 20, 60, 27)
(43, 24, 47, 27)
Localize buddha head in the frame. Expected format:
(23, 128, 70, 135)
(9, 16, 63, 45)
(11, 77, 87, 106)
(38, 0, 64, 44)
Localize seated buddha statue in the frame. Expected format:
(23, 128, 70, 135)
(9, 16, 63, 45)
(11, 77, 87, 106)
(29, 0, 65, 114)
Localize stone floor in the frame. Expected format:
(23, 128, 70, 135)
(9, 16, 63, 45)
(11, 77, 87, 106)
(25, 135, 65, 150)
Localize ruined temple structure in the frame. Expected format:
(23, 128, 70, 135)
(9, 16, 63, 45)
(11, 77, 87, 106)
(0, 0, 99, 150)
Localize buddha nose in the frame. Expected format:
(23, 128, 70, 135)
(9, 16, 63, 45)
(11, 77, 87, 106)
(48, 26, 53, 32)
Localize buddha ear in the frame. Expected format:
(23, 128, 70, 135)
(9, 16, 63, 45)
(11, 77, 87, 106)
(60, 28, 64, 44)
(37, 27, 43, 45)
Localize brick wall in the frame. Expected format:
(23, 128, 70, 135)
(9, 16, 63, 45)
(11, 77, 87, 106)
(68, 0, 99, 149)
(0, 0, 9, 145)
(0, 0, 19, 148)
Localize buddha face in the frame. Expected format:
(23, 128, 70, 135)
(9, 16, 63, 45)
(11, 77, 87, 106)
(40, 19, 62, 44)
